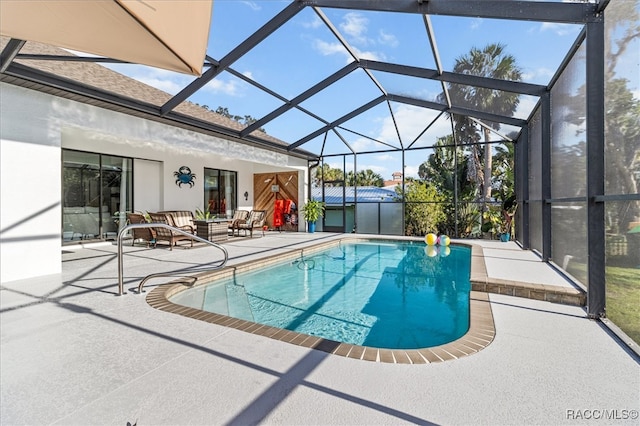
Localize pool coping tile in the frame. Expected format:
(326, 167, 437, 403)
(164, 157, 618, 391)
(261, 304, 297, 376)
(362, 347, 379, 362)
(378, 349, 395, 363)
(406, 350, 428, 364)
(147, 285, 495, 364)
(417, 349, 441, 363)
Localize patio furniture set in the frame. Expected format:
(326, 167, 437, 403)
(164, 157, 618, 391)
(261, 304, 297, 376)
(126, 209, 266, 249)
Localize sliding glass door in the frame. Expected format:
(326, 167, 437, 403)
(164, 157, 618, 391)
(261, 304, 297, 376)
(62, 149, 132, 242)
(204, 168, 237, 218)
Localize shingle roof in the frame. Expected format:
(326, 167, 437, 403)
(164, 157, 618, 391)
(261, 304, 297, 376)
(0, 36, 297, 152)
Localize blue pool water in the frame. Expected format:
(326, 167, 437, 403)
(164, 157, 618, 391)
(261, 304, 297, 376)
(171, 240, 472, 349)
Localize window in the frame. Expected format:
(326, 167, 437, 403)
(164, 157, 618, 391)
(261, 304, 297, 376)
(204, 168, 237, 217)
(62, 149, 132, 242)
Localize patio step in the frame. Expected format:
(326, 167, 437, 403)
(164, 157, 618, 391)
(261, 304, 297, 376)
(469, 243, 587, 307)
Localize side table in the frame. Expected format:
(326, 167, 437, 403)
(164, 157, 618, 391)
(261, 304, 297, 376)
(195, 220, 230, 242)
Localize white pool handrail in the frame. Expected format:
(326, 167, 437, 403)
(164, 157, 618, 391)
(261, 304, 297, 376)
(116, 222, 229, 295)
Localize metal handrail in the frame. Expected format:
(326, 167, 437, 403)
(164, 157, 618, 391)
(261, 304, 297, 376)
(117, 223, 229, 295)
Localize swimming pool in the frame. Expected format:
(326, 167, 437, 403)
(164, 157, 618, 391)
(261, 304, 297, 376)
(170, 240, 472, 350)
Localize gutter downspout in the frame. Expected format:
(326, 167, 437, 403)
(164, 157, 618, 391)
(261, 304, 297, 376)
(308, 160, 320, 202)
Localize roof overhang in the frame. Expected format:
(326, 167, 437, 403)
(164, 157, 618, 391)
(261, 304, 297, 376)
(0, 65, 319, 161)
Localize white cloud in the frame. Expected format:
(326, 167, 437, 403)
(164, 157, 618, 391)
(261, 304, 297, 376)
(521, 67, 555, 83)
(136, 77, 184, 94)
(352, 46, 385, 62)
(203, 78, 243, 97)
(314, 39, 349, 56)
(371, 154, 403, 179)
(404, 165, 420, 179)
(350, 136, 373, 152)
(345, 104, 457, 178)
(540, 22, 580, 36)
(302, 15, 323, 29)
(313, 39, 374, 64)
(102, 63, 191, 95)
(470, 18, 483, 30)
(240, 1, 261, 12)
(389, 105, 451, 144)
(514, 96, 539, 120)
(378, 29, 398, 48)
(375, 154, 395, 162)
(336, 105, 455, 179)
(312, 12, 391, 63)
(104, 61, 248, 101)
(378, 115, 402, 146)
(340, 12, 369, 45)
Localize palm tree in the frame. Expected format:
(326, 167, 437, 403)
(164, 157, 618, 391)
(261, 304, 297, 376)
(313, 164, 344, 187)
(442, 43, 522, 204)
(346, 169, 384, 187)
(419, 135, 472, 198)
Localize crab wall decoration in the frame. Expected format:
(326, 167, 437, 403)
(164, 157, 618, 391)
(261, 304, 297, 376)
(174, 166, 196, 188)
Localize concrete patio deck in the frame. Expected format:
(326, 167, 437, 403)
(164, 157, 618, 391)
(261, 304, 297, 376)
(1, 232, 638, 425)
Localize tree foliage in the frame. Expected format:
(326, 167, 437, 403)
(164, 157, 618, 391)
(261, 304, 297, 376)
(419, 135, 475, 200)
(211, 106, 265, 132)
(313, 164, 383, 187)
(492, 140, 516, 203)
(313, 164, 344, 187)
(416, 133, 519, 236)
(440, 43, 522, 203)
(346, 169, 384, 187)
(395, 181, 446, 236)
(603, 4, 640, 233)
(561, 3, 640, 232)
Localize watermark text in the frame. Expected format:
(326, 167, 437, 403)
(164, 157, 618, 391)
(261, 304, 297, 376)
(566, 409, 638, 421)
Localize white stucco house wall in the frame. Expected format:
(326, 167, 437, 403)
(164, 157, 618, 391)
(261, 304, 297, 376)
(0, 45, 311, 284)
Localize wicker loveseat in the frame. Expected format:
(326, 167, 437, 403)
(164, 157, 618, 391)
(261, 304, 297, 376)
(148, 212, 194, 250)
(160, 210, 196, 234)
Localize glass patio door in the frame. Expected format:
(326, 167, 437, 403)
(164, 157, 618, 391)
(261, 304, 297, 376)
(204, 168, 237, 218)
(62, 150, 132, 243)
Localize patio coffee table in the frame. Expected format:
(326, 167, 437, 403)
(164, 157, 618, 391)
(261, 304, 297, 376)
(195, 219, 230, 242)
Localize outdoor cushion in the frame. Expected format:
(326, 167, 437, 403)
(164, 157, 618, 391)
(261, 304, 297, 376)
(234, 210, 266, 237)
(160, 210, 195, 233)
(149, 212, 194, 250)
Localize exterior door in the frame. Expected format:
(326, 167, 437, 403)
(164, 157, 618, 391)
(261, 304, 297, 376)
(62, 150, 132, 243)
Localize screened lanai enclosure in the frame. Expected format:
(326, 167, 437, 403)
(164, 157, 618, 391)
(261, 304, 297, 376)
(1, 1, 638, 344)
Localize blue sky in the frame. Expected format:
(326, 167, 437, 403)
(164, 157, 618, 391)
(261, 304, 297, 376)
(101, 1, 631, 180)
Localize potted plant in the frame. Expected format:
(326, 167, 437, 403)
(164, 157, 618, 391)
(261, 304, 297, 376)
(195, 207, 214, 221)
(481, 208, 501, 239)
(499, 195, 518, 242)
(300, 200, 325, 233)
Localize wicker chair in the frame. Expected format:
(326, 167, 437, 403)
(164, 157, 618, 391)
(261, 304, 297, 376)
(228, 210, 250, 233)
(148, 212, 194, 250)
(126, 213, 155, 247)
(233, 210, 267, 237)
